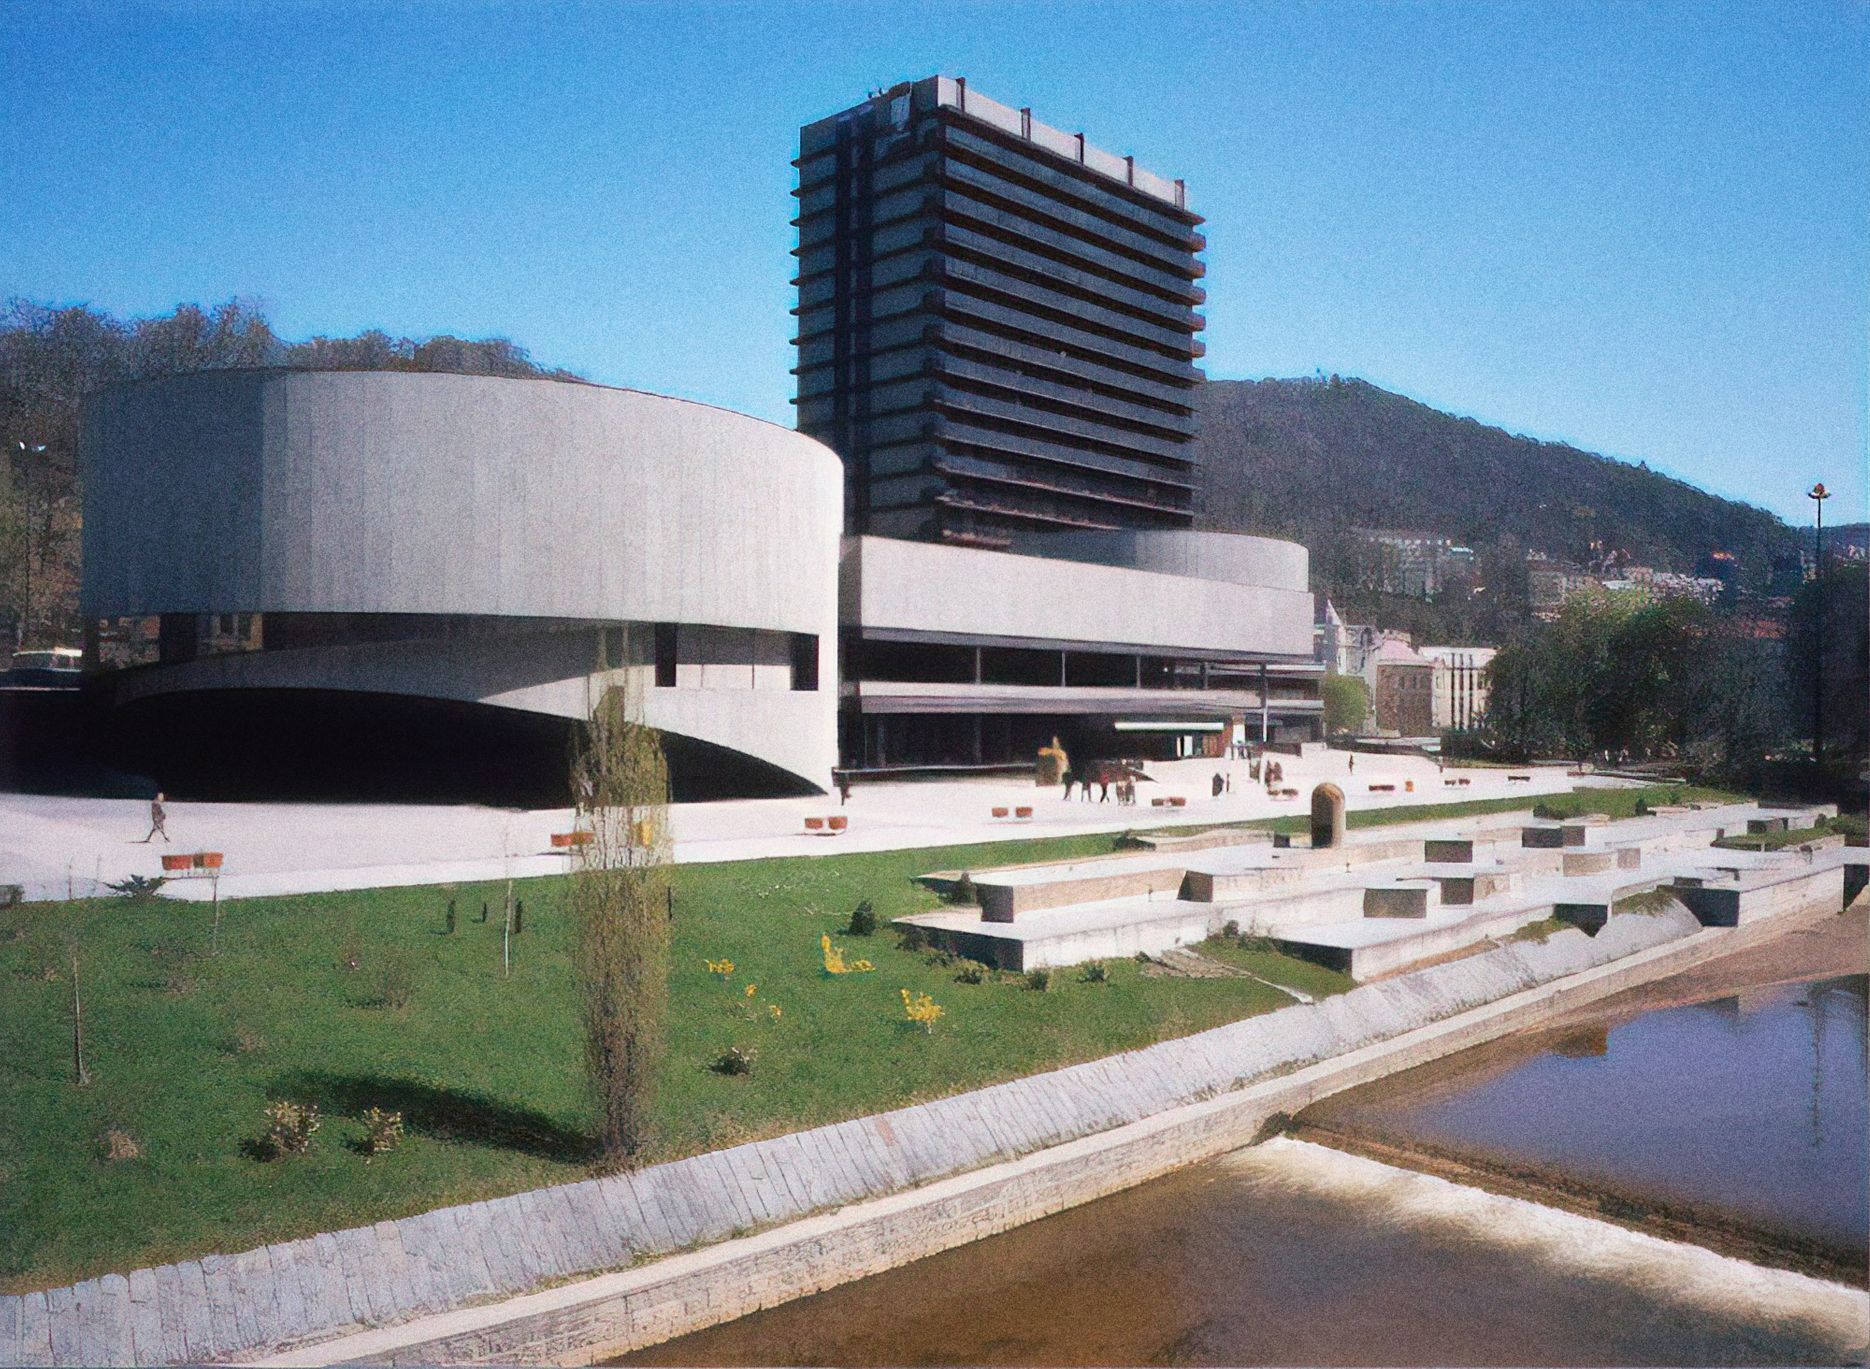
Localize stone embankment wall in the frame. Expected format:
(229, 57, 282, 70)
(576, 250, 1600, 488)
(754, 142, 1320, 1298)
(0, 900, 1835, 1368)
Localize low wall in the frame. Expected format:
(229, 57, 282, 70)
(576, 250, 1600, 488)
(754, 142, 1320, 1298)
(1670, 864, 1845, 928)
(3, 895, 1846, 1368)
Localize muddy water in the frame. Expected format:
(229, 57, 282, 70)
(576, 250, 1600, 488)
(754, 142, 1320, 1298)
(618, 1134, 1867, 1367)
(1308, 974, 1868, 1260)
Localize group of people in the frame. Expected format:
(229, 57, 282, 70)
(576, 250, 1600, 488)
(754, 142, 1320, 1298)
(1060, 762, 1139, 806)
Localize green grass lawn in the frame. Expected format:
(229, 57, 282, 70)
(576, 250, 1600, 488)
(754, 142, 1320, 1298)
(0, 782, 1721, 1291)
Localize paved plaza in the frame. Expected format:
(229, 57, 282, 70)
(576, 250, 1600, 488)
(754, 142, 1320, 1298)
(1, 750, 1591, 903)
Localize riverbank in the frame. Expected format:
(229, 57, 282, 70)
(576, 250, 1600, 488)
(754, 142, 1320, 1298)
(239, 896, 1839, 1369)
(1296, 906, 1868, 1287)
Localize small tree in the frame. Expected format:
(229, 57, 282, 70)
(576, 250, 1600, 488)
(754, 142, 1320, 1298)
(1320, 674, 1369, 735)
(568, 672, 673, 1168)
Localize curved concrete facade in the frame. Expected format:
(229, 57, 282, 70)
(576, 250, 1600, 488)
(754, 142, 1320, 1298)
(843, 532, 1313, 659)
(82, 370, 843, 792)
(1011, 528, 1309, 596)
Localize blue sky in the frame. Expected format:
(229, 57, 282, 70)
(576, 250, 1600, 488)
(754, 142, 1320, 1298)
(4, 1, 1864, 528)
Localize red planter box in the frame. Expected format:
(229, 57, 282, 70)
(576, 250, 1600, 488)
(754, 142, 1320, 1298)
(804, 817, 825, 831)
(195, 852, 224, 870)
(1015, 806, 1033, 819)
(991, 806, 1009, 818)
(160, 854, 192, 872)
(827, 815, 848, 832)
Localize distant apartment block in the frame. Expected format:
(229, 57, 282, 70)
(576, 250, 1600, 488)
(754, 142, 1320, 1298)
(793, 76, 1206, 547)
(1348, 529, 1477, 600)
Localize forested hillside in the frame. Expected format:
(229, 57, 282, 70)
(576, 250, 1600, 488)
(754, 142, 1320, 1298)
(1195, 376, 1798, 625)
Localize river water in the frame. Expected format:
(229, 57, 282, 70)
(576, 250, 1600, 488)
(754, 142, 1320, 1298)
(1307, 974, 1867, 1262)
(620, 971, 1869, 1367)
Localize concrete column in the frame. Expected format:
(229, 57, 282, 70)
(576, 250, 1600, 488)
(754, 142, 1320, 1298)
(1259, 663, 1270, 741)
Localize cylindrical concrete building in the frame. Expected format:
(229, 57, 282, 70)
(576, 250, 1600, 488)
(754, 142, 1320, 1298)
(82, 369, 844, 799)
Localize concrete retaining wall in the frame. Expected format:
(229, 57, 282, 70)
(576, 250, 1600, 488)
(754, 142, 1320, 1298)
(0, 897, 1841, 1368)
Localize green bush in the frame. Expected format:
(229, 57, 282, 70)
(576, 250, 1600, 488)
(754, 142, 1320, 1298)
(953, 960, 987, 984)
(262, 1101, 319, 1158)
(1025, 968, 1052, 992)
(357, 1107, 404, 1161)
(710, 1045, 755, 1077)
(1079, 961, 1109, 984)
(846, 899, 876, 937)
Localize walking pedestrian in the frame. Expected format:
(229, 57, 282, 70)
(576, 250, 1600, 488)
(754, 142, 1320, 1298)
(140, 792, 170, 844)
(1211, 771, 1224, 799)
(1347, 752, 1355, 774)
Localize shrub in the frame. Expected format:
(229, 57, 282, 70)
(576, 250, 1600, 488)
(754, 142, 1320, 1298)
(896, 923, 929, 953)
(1079, 961, 1109, 984)
(953, 960, 987, 984)
(944, 872, 976, 906)
(846, 899, 876, 937)
(104, 874, 167, 901)
(223, 1026, 264, 1057)
(370, 953, 416, 1010)
(263, 1100, 320, 1157)
(358, 1107, 404, 1161)
(161, 966, 197, 998)
(1826, 812, 1868, 843)
(899, 988, 944, 1033)
(1222, 920, 1241, 940)
(1025, 968, 1052, 992)
(99, 1128, 142, 1163)
(821, 934, 874, 975)
(1531, 801, 1562, 820)
(711, 1044, 756, 1076)
(1237, 934, 1277, 955)
(1634, 797, 1651, 816)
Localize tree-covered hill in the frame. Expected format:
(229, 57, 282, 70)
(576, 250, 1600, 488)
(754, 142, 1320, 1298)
(1194, 376, 1798, 594)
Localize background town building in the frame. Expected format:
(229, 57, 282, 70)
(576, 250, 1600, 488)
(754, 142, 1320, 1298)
(1369, 636, 1435, 735)
(1420, 644, 1496, 731)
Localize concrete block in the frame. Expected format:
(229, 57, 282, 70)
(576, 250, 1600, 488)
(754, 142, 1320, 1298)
(147, 1264, 192, 1367)
(1562, 850, 1615, 875)
(259, 1245, 313, 1344)
(1423, 838, 1474, 863)
(16, 1292, 52, 1368)
(221, 1248, 271, 1349)
(1362, 883, 1432, 918)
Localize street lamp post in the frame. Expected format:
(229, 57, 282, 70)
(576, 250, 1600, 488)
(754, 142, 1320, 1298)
(11, 440, 47, 650)
(1808, 482, 1830, 769)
